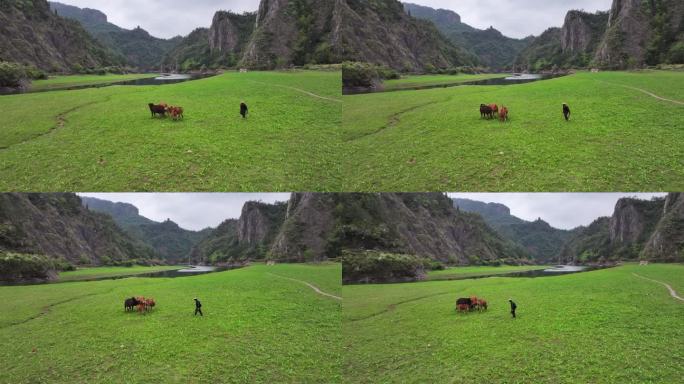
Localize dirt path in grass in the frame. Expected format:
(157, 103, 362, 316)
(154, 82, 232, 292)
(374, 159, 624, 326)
(268, 273, 342, 301)
(599, 80, 684, 106)
(247, 80, 342, 103)
(0, 98, 108, 151)
(347, 290, 457, 322)
(633, 273, 684, 302)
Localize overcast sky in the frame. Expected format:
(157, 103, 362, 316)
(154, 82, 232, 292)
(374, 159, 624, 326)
(449, 193, 667, 230)
(409, 0, 613, 38)
(56, 0, 260, 38)
(79, 193, 291, 231)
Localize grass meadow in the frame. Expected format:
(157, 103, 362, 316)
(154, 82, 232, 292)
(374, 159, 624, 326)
(30, 74, 156, 91)
(0, 70, 341, 191)
(342, 70, 684, 191)
(341, 263, 684, 383)
(58, 265, 183, 281)
(382, 73, 506, 91)
(0, 263, 341, 384)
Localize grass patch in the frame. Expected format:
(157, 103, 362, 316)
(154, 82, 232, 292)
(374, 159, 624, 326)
(58, 265, 183, 281)
(342, 70, 684, 191)
(342, 263, 684, 383)
(383, 73, 507, 91)
(0, 70, 341, 191)
(30, 74, 157, 91)
(427, 265, 548, 280)
(0, 263, 341, 383)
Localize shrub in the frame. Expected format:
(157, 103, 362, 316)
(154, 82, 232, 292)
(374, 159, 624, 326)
(0, 252, 56, 281)
(0, 61, 27, 88)
(342, 62, 398, 88)
(342, 250, 426, 284)
(668, 42, 684, 64)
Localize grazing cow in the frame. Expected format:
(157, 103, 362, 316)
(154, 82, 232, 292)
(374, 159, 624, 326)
(480, 104, 493, 119)
(148, 103, 167, 118)
(456, 297, 472, 313)
(488, 104, 499, 116)
(477, 299, 488, 311)
(124, 297, 139, 312)
(563, 103, 571, 121)
(499, 106, 509, 122)
(167, 106, 184, 121)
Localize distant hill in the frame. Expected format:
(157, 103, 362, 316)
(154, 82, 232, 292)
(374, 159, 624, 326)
(0, 0, 121, 71)
(453, 198, 573, 263)
(81, 197, 209, 263)
(0, 193, 156, 266)
(559, 194, 682, 264)
(334, 0, 477, 72)
(403, 2, 531, 69)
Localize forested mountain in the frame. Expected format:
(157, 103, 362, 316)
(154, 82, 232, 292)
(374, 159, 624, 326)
(403, 2, 531, 69)
(453, 199, 573, 262)
(334, 0, 477, 71)
(0, 194, 156, 266)
(559, 195, 682, 264)
(81, 197, 210, 263)
(0, 0, 121, 72)
(49, 2, 180, 70)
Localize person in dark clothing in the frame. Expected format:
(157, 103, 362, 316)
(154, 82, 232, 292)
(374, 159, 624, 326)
(194, 298, 203, 316)
(509, 299, 517, 318)
(563, 103, 571, 121)
(240, 102, 249, 119)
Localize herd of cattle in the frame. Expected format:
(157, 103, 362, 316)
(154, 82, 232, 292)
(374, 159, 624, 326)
(124, 296, 156, 314)
(148, 102, 184, 121)
(456, 296, 488, 314)
(480, 104, 509, 122)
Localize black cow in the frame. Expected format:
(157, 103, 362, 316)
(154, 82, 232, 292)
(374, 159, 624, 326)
(124, 297, 139, 312)
(148, 103, 167, 118)
(480, 104, 493, 119)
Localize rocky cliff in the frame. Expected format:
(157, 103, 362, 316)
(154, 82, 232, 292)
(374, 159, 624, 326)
(241, 0, 337, 68)
(0, 0, 120, 71)
(453, 198, 573, 263)
(335, 0, 476, 71)
(81, 197, 209, 263)
(403, 2, 529, 69)
(191, 201, 288, 264)
(0, 194, 155, 265)
(561, 10, 609, 55)
(595, 0, 684, 67)
(558, 195, 680, 264)
(642, 193, 684, 261)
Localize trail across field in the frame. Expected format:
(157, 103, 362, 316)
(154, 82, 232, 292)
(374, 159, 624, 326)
(268, 272, 342, 300)
(247, 80, 342, 103)
(598, 80, 684, 106)
(633, 272, 684, 302)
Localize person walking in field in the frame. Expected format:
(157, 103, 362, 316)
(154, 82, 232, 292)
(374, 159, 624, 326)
(240, 102, 249, 119)
(563, 103, 571, 121)
(194, 298, 203, 316)
(509, 299, 517, 318)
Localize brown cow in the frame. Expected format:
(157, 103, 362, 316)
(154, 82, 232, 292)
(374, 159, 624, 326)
(499, 106, 509, 122)
(488, 104, 499, 116)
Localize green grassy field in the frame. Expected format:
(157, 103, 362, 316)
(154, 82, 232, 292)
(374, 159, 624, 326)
(342, 263, 684, 383)
(0, 70, 341, 191)
(31, 74, 156, 91)
(383, 74, 507, 91)
(342, 70, 684, 191)
(58, 265, 183, 281)
(427, 265, 547, 280)
(0, 263, 341, 383)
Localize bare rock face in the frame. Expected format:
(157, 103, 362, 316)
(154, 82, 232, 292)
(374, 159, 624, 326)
(209, 11, 240, 54)
(270, 193, 336, 261)
(609, 199, 650, 245)
(595, 0, 651, 67)
(561, 11, 607, 54)
(237, 202, 279, 245)
(643, 193, 684, 261)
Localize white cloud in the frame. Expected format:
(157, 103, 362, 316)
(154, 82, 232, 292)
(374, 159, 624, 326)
(448, 193, 667, 230)
(55, 0, 260, 38)
(408, 0, 614, 38)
